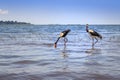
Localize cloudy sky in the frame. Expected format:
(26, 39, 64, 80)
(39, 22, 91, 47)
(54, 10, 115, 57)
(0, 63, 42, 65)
(0, 0, 120, 24)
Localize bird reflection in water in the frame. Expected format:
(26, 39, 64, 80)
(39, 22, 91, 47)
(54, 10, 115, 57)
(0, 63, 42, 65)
(85, 47, 102, 56)
(61, 45, 68, 58)
(85, 48, 95, 55)
(60, 45, 69, 72)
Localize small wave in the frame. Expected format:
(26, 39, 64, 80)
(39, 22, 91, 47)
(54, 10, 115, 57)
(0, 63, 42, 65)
(0, 63, 11, 66)
(13, 60, 38, 64)
(0, 55, 21, 59)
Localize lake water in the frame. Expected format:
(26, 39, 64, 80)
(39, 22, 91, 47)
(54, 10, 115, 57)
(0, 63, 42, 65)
(0, 24, 120, 80)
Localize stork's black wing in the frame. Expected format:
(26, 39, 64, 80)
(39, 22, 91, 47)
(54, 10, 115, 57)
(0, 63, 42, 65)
(89, 30, 102, 39)
(61, 29, 71, 37)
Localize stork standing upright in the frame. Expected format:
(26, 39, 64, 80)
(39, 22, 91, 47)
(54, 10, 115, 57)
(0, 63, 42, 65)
(86, 24, 102, 47)
(54, 29, 71, 48)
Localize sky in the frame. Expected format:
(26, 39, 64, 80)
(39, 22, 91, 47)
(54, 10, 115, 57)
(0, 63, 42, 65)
(0, 0, 120, 24)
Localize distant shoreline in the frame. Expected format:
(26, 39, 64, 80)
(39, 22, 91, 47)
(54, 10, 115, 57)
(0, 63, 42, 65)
(0, 21, 120, 26)
(0, 21, 31, 25)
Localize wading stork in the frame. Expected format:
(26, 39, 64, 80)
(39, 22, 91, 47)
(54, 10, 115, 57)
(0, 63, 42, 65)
(86, 24, 102, 47)
(54, 29, 71, 48)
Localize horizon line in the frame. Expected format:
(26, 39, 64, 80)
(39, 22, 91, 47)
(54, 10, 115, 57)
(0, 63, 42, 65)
(33, 23, 120, 25)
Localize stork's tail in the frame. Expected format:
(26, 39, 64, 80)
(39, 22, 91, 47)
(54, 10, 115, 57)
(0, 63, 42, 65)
(99, 34, 102, 39)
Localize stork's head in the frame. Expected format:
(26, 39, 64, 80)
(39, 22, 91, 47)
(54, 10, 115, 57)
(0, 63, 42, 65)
(86, 24, 88, 28)
(86, 24, 89, 32)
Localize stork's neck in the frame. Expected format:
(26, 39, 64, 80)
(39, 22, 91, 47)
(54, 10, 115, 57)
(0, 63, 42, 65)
(86, 26, 89, 32)
(55, 37, 60, 44)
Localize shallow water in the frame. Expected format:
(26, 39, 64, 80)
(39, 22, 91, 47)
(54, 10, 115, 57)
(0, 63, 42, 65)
(0, 24, 120, 80)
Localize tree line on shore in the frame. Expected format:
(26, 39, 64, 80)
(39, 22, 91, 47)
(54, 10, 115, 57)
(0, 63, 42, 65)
(0, 20, 31, 24)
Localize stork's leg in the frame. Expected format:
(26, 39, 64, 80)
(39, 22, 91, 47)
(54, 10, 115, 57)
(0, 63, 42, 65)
(95, 38, 98, 44)
(65, 37, 68, 43)
(64, 37, 67, 46)
(92, 38, 94, 48)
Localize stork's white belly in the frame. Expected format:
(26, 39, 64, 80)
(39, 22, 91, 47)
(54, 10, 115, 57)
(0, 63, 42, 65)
(88, 29, 98, 38)
(60, 33, 64, 37)
(89, 30, 94, 33)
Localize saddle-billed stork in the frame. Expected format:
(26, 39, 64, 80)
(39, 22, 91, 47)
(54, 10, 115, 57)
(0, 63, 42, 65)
(54, 29, 71, 48)
(86, 24, 102, 47)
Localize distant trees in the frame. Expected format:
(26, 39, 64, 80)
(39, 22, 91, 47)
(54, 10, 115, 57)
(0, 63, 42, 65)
(0, 20, 31, 24)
